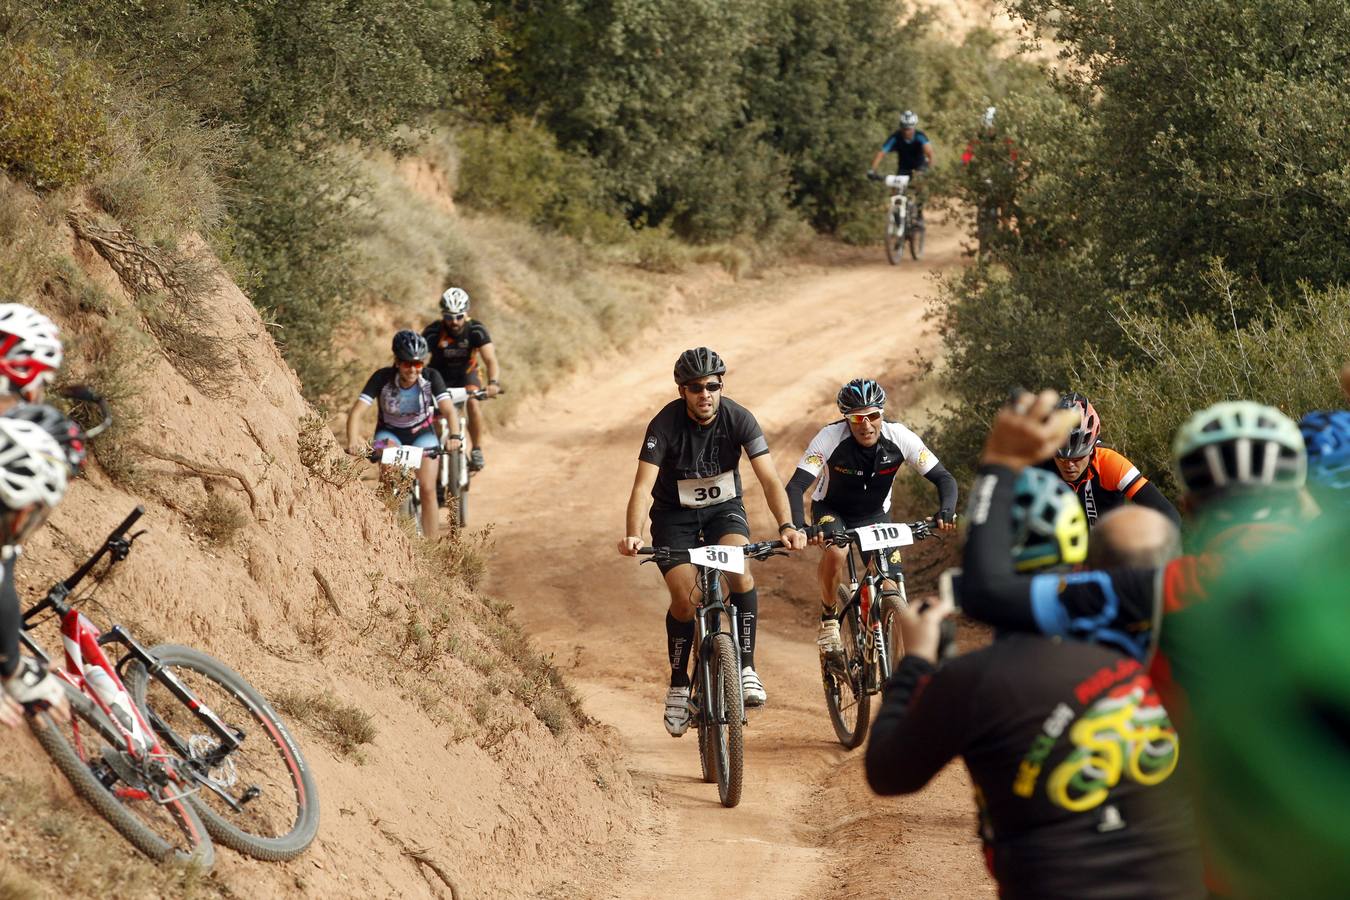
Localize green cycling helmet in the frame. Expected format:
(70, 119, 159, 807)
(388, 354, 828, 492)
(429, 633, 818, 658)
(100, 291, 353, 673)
(1169, 513, 1350, 898)
(1171, 401, 1306, 496)
(1010, 467, 1088, 572)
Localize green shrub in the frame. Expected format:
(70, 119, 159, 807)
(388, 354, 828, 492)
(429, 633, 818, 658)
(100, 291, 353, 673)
(0, 41, 109, 188)
(455, 119, 628, 243)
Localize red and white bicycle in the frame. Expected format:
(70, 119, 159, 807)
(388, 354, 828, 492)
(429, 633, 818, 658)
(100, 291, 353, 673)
(21, 507, 319, 866)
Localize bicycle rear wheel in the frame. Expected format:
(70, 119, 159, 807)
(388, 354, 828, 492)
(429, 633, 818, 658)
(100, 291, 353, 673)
(822, 603, 872, 749)
(30, 679, 213, 866)
(908, 223, 925, 260)
(710, 633, 744, 807)
(125, 646, 319, 861)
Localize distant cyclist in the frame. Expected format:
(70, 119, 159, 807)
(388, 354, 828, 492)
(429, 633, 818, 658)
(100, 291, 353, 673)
(868, 467, 1203, 899)
(346, 330, 463, 537)
(618, 348, 805, 732)
(0, 418, 74, 728)
(0, 303, 63, 412)
(422, 287, 501, 472)
(1041, 392, 1180, 528)
(869, 110, 933, 224)
(784, 378, 956, 659)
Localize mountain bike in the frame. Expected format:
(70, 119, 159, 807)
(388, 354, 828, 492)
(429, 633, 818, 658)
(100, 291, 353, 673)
(812, 519, 935, 748)
(365, 443, 445, 535)
(433, 387, 495, 528)
(870, 172, 925, 264)
(21, 507, 319, 863)
(637, 540, 787, 807)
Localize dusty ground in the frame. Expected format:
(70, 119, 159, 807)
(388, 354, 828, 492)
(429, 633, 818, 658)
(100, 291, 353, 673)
(479, 225, 996, 898)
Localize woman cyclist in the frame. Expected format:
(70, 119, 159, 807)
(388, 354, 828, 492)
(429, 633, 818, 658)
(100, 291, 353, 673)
(346, 330, 462, 536)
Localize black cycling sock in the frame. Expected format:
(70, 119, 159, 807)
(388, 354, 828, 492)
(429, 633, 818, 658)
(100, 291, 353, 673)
(731, 589, 758, 668)
(666, 612, 694, 687)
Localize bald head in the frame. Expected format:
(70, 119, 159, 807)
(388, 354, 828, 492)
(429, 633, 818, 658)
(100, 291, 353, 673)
(1089, 506, 1181, 569)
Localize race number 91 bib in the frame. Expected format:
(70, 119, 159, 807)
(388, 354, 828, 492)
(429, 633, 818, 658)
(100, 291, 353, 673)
(677, 470, 736, 509)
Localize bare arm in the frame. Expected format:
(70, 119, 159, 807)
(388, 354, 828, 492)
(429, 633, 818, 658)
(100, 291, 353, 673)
(436, 398, 462, 444)
(870, 150, 886, 171)
(479, 342, 501, 395)
(750, 452, 806, 549)
(923, 143, 934, 166)
(620, 461, 659, 554)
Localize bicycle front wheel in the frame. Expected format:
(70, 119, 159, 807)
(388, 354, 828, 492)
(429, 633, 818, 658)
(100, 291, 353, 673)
(30, 679, 213, 867)
(908, 223, 925, 260)
(447, 449, 468, 527)
(125, 646, 319, 861)
(822, 603, 872, 749)
(710, 633, 744, 807)
(885, 211, 904, 266)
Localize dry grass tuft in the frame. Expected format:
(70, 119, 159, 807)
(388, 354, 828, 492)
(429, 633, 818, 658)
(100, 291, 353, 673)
(297, 412, 361, 488)
(273, 688, 377, 756)
(192, 492, 248, 546)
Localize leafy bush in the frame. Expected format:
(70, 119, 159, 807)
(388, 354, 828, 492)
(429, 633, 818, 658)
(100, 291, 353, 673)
(0, 41, 108, 188)
(455, 118, 627, 243)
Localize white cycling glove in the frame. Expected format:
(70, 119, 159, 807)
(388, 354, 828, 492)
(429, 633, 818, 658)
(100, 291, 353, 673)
(3, 658, 66, 711)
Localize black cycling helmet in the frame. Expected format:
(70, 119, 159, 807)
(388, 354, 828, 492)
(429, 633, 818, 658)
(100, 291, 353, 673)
(673, 347, 726, 385)
(836, 378, 887, 414)
(392, 330, 428, 362)
(2, 403, 87, 474)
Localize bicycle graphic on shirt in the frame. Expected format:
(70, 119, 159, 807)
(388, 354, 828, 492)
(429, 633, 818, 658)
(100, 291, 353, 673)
(1046, 680, 1180, 813)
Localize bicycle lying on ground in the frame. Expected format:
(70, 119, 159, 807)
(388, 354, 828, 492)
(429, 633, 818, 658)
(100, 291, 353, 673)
(21, 507, 319, 865)
(636, 540, 787, 808)
(811, 519, 943, 748)
(869, 172, 925, 265)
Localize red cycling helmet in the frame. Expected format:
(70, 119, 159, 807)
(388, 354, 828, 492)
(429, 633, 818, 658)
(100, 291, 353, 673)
(1056, 392, 1101, 459)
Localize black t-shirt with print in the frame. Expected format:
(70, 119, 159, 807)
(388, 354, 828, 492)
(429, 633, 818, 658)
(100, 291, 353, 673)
(638, 397, 769, 512)
(422, 319, 491, 386)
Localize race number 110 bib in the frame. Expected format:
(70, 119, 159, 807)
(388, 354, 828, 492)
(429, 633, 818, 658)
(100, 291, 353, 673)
(677, 470, 736, 509)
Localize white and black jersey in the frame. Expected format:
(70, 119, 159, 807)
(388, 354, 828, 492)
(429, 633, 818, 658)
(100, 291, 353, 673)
(639, 397, 769, 512)
(795, 420, 939, 520)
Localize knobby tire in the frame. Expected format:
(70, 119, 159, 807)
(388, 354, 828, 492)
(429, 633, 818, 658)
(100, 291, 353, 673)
(29, 679, 214, 867)
(448, 448, 468, 527)
(711, 633, 744, 807)
(823, 602, 872, 749)
(885, 211, 904, 266)
(696, 649, 716, 784)
(125, 646, 319, 861)
(879, 591, 908, 682)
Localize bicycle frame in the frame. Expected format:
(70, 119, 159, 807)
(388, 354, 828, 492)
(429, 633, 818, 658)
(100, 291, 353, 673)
(839, 544, 905, 686)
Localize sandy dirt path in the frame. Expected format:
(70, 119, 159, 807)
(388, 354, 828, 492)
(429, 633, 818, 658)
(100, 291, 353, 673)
(477, 229, 996, 899)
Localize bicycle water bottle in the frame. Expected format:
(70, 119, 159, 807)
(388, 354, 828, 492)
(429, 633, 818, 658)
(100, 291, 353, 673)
(84, 665, 147, 751)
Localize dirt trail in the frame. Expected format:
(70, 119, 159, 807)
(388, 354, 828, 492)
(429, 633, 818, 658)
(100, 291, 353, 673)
(479, 228, 996, 898)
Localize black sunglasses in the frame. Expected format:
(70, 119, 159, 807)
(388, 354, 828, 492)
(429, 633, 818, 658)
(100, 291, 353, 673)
(683, 382, 723, 394)
(444, 314, 466, 322)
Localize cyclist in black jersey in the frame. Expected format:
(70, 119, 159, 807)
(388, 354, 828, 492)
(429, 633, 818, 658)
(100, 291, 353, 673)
(345, 330, 463, 537)
(618, 348, 805, 734)
(866, 465, 1203, 900)
(0, 417, 73, 728)
(422, 287, 501, 472)
(784, 378, 957, 658)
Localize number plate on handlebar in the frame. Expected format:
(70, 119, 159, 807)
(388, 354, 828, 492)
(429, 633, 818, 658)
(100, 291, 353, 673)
(380, 445, 424, 468)
(855, 523, 913, 551)
(688, 545, 745, 574)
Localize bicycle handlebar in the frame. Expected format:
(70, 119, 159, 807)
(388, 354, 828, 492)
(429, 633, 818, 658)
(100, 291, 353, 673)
(24, 505, 145, 624)
(803, 518, 938, 546)
(60, 384, 113, 439)
(636, 540, 788, 566)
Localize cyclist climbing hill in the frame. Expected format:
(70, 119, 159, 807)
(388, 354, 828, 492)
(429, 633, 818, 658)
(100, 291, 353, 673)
(422, 287, 501, 472)
(617, 348, 804, 733)
(1041, 392, 1180, 528)
(346, 330, 463, 537)
(783, 378, 956, 659)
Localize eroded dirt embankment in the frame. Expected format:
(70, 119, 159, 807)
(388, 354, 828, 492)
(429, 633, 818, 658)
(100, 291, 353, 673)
(0, 191, 641, 899)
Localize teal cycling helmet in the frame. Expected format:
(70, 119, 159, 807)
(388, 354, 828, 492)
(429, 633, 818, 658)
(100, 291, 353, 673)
(1172, 515, 1350, 898)
(1172, 401, 1305, 497)
(1010, 467, 1088, 572)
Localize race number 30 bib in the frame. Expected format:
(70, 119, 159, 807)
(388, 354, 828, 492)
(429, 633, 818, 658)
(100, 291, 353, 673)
(677, 470, 736, 509)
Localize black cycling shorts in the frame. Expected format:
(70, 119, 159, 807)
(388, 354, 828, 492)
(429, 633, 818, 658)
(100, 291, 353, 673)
(649, 499, 752, 574)
(811, 501, 888, 535)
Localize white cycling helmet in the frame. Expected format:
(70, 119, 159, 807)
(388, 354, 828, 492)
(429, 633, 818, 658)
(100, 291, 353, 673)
(0, 304, 62, 401)
(0, 417, 68, 512)
(440, 287, 470, 317)
(1172, 401, 1306, 497)
(899, 110, 919, 129)
(982, 106, 997, 130)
